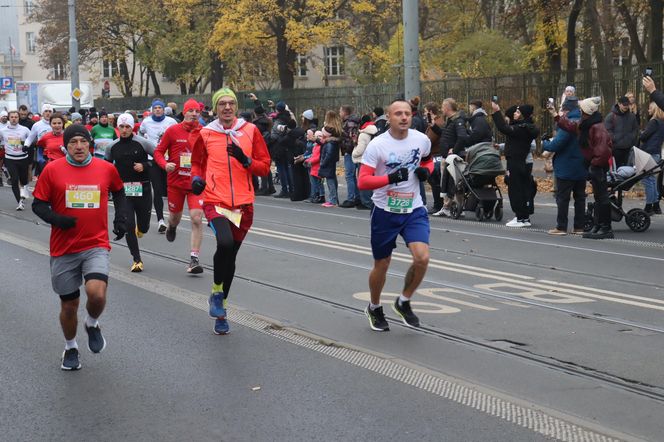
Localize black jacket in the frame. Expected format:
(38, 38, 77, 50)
(106, 136, 152, 183)
(639, 118, 664, 155)
(604, 105, 638, 151)
(492, 112, 539, 162)
(411, 112, 427, 133)
(430, 111, 467, 157)
(465, 109, 492, 146)
(19, 117, 34, 130)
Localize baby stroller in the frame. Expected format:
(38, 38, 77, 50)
(585, 146, 664, 232)
(447, 142, 506, 221)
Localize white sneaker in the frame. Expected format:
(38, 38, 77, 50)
(521, 219, 532, 227)
(506, 218, 531, 228)
(20, 187, 30, 199)
(16, 200, 25, 211)
(432, 207, 451, 217)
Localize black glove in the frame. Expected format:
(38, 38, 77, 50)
(387, 168, 409, 184)
(227, 142, 249, 166)
(414, 167, 430, 182)
(22, 145, 30, 153)
(113, 215, 127, 241)
(192, 176, 206, 195)
(52, 214, 77, 230)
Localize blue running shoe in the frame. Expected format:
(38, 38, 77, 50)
(213, 318, 230, 335)
(208, 292, 226, 319)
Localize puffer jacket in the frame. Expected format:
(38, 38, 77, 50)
(352, 123, 378, 163)
(639, 118, 664, 155)
(542, 109, 587, 180)
(491, 112, 540, 161)
(318, 137, 340, 179)
(604, 105, 638, 151)
(431, 111, 468, 156)
(465, 108, 492, 146)
(558, 112, 612, 168)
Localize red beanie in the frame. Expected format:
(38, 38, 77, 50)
(183, 99, 199, 115)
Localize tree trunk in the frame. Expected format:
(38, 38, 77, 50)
(615, 0, 647, 63)
(541, 0, 562, 72)
(651, 0, 663, 63)
(566, 0, 583, 84)
(188, 77, 201, 94)
(276, 30, 296, 89)
(585, 0, 614, 106)
(210, 51, 223, 91)
(119, 58, 132, 97)
(149, 69, 161, 96)
(178, 80, 187, 95)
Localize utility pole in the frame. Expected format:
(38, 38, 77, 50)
(8, 37, 15, 90)
(68, 0, 80, 108)
(402, 0, 420, 100)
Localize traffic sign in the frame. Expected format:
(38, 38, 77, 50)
(71, 88, 82, 100)
(0, 77, 13, 94)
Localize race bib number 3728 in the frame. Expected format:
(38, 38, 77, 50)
(65, 185, 101, 209)
(386, 190, 414, 214)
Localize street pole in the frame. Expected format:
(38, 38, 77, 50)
(8, 37, 15, 90)
(402, 0, 420, 100)
(68, 0, 80, 109)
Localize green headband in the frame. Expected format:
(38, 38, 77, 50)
(212, 88, 238, 109)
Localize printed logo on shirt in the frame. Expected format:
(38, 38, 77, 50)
(384, 147, 421, 172)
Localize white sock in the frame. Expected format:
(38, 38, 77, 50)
(369, 303, 381, 310)
(65, 339, 78, 350)
(398, 294, 409, 305)
(85, 316, 99, 328)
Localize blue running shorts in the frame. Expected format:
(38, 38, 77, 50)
(370, 206, 430, 260)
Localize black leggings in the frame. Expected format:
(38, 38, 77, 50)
(210, 217, 242, 297)
(124, 185, 152, 262)
(149, 163, 166, 221)
(5, 158, 30, 203)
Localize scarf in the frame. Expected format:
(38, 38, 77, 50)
(66, 152, 92, 167)
(206, 118, 246, 146)
(181, 120, 200, 133)
(151, 114, 165, 123)
(578, 112, 603, 149)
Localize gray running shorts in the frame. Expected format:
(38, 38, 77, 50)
(50, 248, 110, 299)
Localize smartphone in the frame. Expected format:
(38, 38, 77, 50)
(645, 67, 653, 77)
(491, 95, 499, 103)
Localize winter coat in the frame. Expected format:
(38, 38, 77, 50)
(558, 112, 612, 168)
(639, 118, 664, 155)
(352, 123, 378, 164)
(306, 142, 322, 178)
(268, 111, 293, 162)
(318, 137, 340, 179)
(430, 111, 468, 157)
(465, 142, 505, 177)
(253, 115, 273, 140)
(340, 115, 361, 155)
(411, 112, 427, 133)
(604, 105, 638, 151)
(465, 109, 492, 146)
(491, 112, 540, 162)
(374, 115, 388, 135)
(542, 109, 587, 180)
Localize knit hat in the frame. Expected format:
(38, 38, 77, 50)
(275, 101, 286, 112)
(564, 85, 576, 94)
(470, 99, 483, 109)
(117, 113, 134, 127)
(212, 88, 237, 110)
(164, 107, 173, 116)
(0, 110, 7, 117)
(89, 112, 98, 119)
(302, 109, 314, 121)
(580, 97, 601, 115)
(517, 104, 534, 120)
(618, 96, 630, 105)
(41, 103, 53, 113)
(71, 112, 82, 121)
(561, 96, 579, 111)
(63, 124, 92, 147)
(254, 105, 265, 115)
(99, 110, 108, 117)
(151, 99, 165, 109)
(183, 99, 199, 115)
(142, 111, 150, 118)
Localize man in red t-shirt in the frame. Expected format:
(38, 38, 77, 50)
(32, 124, 128, 371)
(153, 99, 204, 274)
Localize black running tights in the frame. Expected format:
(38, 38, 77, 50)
(149, 164, 166, 222)
(210, 217, 242, 296)
(124, 186, 152, 262)
(5, 158, 29, 203)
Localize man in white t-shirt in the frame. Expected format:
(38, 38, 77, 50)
(358, 99, 433, 332)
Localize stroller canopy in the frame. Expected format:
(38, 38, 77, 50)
(631, 146, 662, 175)
(466, 142, 506, 177)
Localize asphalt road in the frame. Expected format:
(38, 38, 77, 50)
(1, 182, 663, 442)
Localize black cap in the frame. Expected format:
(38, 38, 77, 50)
(373, 107, 384, 116)
(470, 100, 483, 108)
(517, 104, 534, 119)
(618, 96, 630, 105)
(254, 105, 265, 115)
(63, 124, 92, 147)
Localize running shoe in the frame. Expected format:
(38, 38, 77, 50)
(392, 298, 420, 328)
(187, 256, 203, 274)
(20, 187, 30, 199)
(547, 228, 567, 236)
(213, 318, 230, 335)
(208, 292, 226, 318)
(321, 202, 336, 208)
(166, 225, 176, 242)
(61, 348, 81, 371)
(130, 261, 144, 272)
(135, 226, 144, 239)
(506, 218, 531, 228)
(432, 207, 450, 217)
(158, 220, 167, 233)
(85, 324, 106, 353)
(16, 200, 24, 211)
(364, 305, 389, 332)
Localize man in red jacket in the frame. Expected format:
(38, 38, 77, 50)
(190, 88, 271, 335)
(154, 99, 204, 274)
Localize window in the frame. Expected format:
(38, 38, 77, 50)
(296, 54, 308, 77)
(102, 59, 118, 78)
(26, 32, 35, 54)
(24, 0, 34, 16)
(50, 63, 67, 80)
(324, 46, 344, 77)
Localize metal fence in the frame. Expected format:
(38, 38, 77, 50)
(95, 62, 664, 132)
